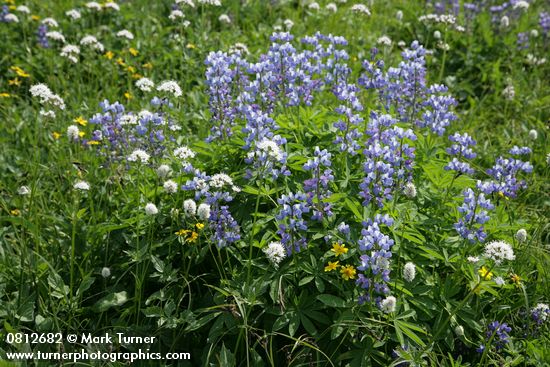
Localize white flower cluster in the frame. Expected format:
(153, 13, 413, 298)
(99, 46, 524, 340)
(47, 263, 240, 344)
(136, 77, 155, 92)
(85, 2, 102, 11)
(157, 164, 172, 178)
(403, 262, 416, 282)
(326, 3, 337, 12)
(513, 1, 529, 10)
(128, 149, 150, 163)
(66, 9, 81, 20)
(156, 81, 182, 97)
(46, 31, 66, 43)
(176, 0, 195, 6)
(308, 2, 320, 11)
(42, 17, 59, 27)
(263, 241, 286, 268)
(418, 13, 456, 25)
(74, 181, 90, 191)
(163, 180, 178, 194)
(526, 54, 546, 66)
(169, 10, 185, 21)
(174, 146, 196, 161)
(116, 30, 134, 40)
(532, 303, 549, 323)
(515, 228, 527, 242)
(484, 240, 515, 265)
(30, 84, 66, 113)
(219, 14, 231, 24)
(247, 139, 283, 162)
(502, 85, 515, 101)
(119, 114, 138, 125)
(4, 13, 19, 22)
(403, 182, 417, 198)
(377, 35, 392, 47)
(16, 5, 30, 14)
(351, 4, 370, 16)
(80, 35, 105, 52)
(198, 0, 221, 5)
(60, 44, 80, 63)
(228, 43, 249, 55)
(210, 173, 240, 192)
(145, 203, 158, 216)
(67, 125, 80, 141)
(104, 2, 120, 11)
(381, 296, 397, 313)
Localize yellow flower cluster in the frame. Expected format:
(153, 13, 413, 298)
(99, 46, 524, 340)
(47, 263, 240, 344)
(324, 243, 356, 280)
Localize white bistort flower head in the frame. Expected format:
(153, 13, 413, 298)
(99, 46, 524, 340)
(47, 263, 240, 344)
(308, 2, 320, 11)
(528, 129, 538, 140)
(18, 186, 31, 195)
(197, 203, 211, 220)
(157, 164, 172, 178)
(163, 180, 178, 194)
(136, 77, 155, 92)
(128, 149, 150, 163)
(67, 125, 80, 141)
(403, 262, 416, 282)
(4, 13, 19, 22)
(377, 35, 392, 47)
(263, 241, 286, 268)
(104, 2, 120, 11)
(513, 1, 529, 10)
(484, 240, 515, 265)
(396, 10, 403, 21)
(101, 267, 111, 278)
(454, 325, 464, 336)
(74, 181, 90, 191)
(219, 14, 231, 24)
(145, 203, 158, 216)
(183, 199, 197, 216)
(326, 3, 337, 12)
(156, 81, 182, 97)
(500, 15, 509, 28)
(403, 182, 417, 198)
(380, 296, 397, 313)
(515, 229, 527, 243)
(283, 19, 293, 29)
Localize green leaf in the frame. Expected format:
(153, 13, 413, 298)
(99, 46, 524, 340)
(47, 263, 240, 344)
(317, 294, 346, 308)
(93, 291, 128, 312)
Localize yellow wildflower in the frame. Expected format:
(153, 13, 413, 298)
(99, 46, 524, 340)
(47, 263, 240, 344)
(340, 265, 356, 280)
(104, 51, 114, 60)
(74, 116, 87, 126)
(124, 92, 132, 100)
(126, 65, 136, 73)
(10, 209, 20, 216)
(31, 15, 40, 21)
(195, 223, 205, 230)
(128, 47, 139, 56)
(8, 78, 21, 86)
(52, 131, 61, 139)
(132, 73, 142, 79)
(116, 58, 126, 66)
(78, 131, 86, 138)
(142, 62, 153, 69)
(11, 66, 30, 78)
(510, 273, 522, 286)
(331, 243, 349, 257)
(0, 93, 11, 98)
(324, 261, 339, 272)
(175, 229, 188, 236)
(87, 140, 100, 145)
(8, 5, 15, 10)
(478, 266, 493, 280)
(186, 231, 199, 243)
(186, 43, 196, 49)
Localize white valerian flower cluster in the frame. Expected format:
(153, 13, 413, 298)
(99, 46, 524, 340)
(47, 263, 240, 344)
(418, 13, 456, 25)
(60, 44, 80, 63)
(85, 2, 102, 11)
(145, 203, 158, 216)
(263, 241, 286, 268)
(197, 203, 210, 220)
(42, 17, 59, 27)
(283, 19, 293, 29)
(381, 296, 397, 313)
(351, 4, 370, 16)
(80, 35, 105, 52)
(210, 173, 240, 192)
(104, 2, 120, 11)
(308, 2, 320, 11)
(127, 149, 150, 163)
(513, 1, 529, 10)
(484, 240, 515, 265)
(46, 31, 66, 43)
(156, 81, 182, 97)
(30, 84, 66, 115)
(198, 0, 221, 5)
(248, 139, 283, 162)
(18, 186, 31, 195)
(119, 114, 137, 126)
(66, 9, 81, 20)
(4, 13, 19, 22)
(403, 262, 416, 282)
(136, 77, 155, 92)
(169, 10, 185, 21)
(101, 267, 111, 278)
(228, 42, 249, 55)
(116, 29, 134, 40)
(16, 5, 30, 14)
(74, 180, 90, 191)
(173, 146, 196, 161)
(526, 54, 547, 66)
(502, 84, 515, 100)
(176, 0, 195, 6)
(515, 228, 527, 242)
(467, 256, 480, 263)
